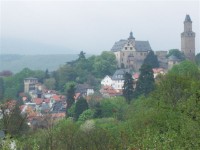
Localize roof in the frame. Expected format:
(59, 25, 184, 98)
(111, 40, 152, 52)
(112, 69, 130, 80)
(133, 73, 139, 79)
(24, 77, 38, 80)
(52, 95, 61, 101)
(76, 84, 93, 93)
(184, 14, 192, 22)
(135, 41, 152, 51)
(33, 98, 43, 105)
(168, 55, 180, 61)
(111, 40, 127, 52)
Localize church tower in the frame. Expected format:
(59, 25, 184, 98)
(181, 14, 195, 61)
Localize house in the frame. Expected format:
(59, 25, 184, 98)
(101, 75, 113, 86)
(100, 86, 122, 97)
(75, 84, 94, 97)
(152, 68, 165, 78)
(111, 69, 130, 90)
(168, 55, 181, 70)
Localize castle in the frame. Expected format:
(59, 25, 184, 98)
(111, 14, 196, 71)
(111, 32, 152, 71)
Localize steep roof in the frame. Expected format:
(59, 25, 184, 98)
(112, 69, 130, 80)
(111, 40, 152, 52)
(111, 40, 127, 52)
(184, 14, 192, 22)
(135, 41, 152, 51)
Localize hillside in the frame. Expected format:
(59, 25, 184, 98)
(0, 54, 79, 73)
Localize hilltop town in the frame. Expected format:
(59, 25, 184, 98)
(0, 14, 200, 149)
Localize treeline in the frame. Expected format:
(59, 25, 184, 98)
(1, 60, 199, 149)
(0, 51, 117, 101)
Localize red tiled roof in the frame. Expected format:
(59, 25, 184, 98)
(153, 68, 164, 73)
(74, 93, 81, 100)
(44, 99, 50, 103)
(133, 73, 139, 79)
(33, 98, 43, 105)
(52, 95, 61, 101)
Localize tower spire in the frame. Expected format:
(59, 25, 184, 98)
(128, 31, 135, 40)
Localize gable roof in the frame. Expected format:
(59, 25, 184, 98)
(112, 69, 130, 80)
(111, 40, 152, 52)
(135, 41, 152, 51)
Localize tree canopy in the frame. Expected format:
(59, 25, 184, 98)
(167, 49, 185, 60)
(134, 64, 155, 98)
(123, 72, 134, 103)
(143, 51, 159, 68)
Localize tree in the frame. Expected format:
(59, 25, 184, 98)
(167, 49, 185, 60)
(169, 60, 200, 80)
(195, 53, 200, 66)
(74, 97, 89, 120)
(0, 100, 29, 136)
(78, 51, 86, 61)
(93, 51, 117, 78)
(0, 77, 4, 100)
(143, 51, 159, 68)
(45, 69, 50, 79)
(44, 78, 56, 90)
(123, 72, 134, 103)
(134, 64, 155, 98)
(66, 83, 76, 109)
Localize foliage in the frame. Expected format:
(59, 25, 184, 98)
(0, 77, 4, 100)
(0, 100, 29, 136)
(195, 53, 200, 66)
(66, 83, 76, 109)
(44, 78, 56, 90)
(74, 98, 89, 120)
(78, 109, 94, 122)
(169, 60, 200, 79)
(143, 51, 159, 68)
(3, 68, 45, 99)
(123, 72, 134, 103)
(134, 64, 155, 98)
(167, 49, 185, 60)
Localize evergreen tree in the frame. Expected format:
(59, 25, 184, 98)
(0, 77, 4, 100)
(74, 97, 88, 120)
(134, 64, 155, 98)
(143, 51, 159, 68)
(66, 83, 76, 109)
(78, 51, 86, 60)
(45, 69, 50, 79)
(123, 72, 134, 103)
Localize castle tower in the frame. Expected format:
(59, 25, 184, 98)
(181, 14, 195, 61)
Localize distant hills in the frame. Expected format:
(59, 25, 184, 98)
(0, 54, 79, 73)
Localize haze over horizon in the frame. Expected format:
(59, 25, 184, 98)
(0, 0, 199, 55)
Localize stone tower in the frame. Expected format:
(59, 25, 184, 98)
(181, 14, 195, 61)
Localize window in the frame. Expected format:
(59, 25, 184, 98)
(125, 47, 127, 50)
(130, 47, 132, 50)
(140, 53, 143, 56)
(123, 53, 124, 56)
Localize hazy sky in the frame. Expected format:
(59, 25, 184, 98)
(0, 0, 199, 55)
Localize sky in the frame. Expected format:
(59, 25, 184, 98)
(0, 0, 199, 55)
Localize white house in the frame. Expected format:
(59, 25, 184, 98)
(101, 75, 113, 86)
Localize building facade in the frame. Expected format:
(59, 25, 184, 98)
(24, 77, 38, 93)
(181, 14, 195, 61)
(111, 32, 152, 71)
